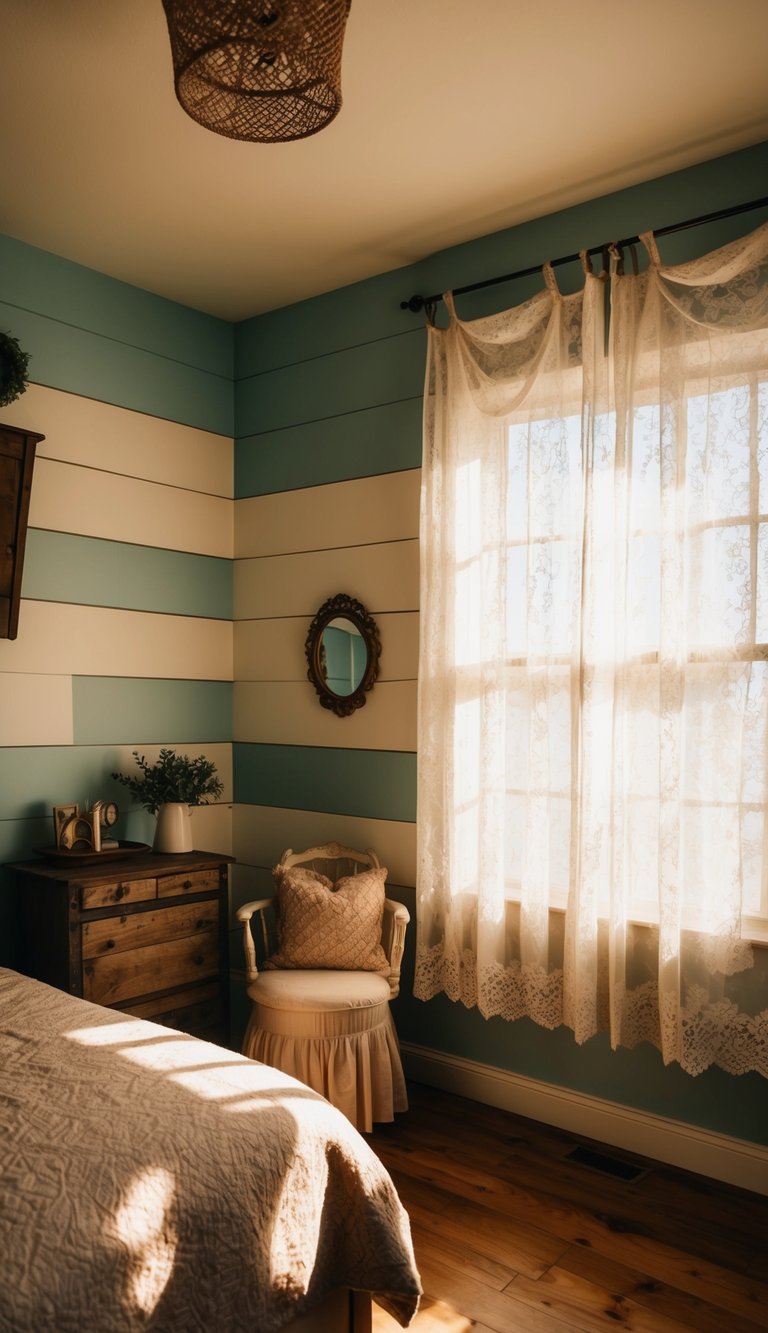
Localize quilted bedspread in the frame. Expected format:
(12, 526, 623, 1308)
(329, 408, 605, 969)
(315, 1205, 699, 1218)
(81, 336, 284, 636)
(0, 968, 421, 1331)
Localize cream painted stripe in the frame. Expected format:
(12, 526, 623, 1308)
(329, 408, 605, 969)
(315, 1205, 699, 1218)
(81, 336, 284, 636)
(235, 540, 419, 620)
(233, 803, 416, 888)
(0, 673, 74, 746)
(4, 384, 233, 497)
(0, 603, 232, 679)
(29, 458, 233, 559)
(234, 680, 416, 750)
(235, 469, 420, 558)
(234, 611, 418, 682)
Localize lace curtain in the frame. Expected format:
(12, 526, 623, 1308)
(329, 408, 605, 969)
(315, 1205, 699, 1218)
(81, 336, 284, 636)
(414, 221, 768, 1077)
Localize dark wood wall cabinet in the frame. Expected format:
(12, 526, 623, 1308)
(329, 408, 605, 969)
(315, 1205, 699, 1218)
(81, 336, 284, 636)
(10, 849, 232, 1045)
(0, 422, 43, 639)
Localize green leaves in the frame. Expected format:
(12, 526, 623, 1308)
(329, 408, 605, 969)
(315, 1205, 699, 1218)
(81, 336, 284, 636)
(111, 748, 224, 815)
(0, 331, 30, 407)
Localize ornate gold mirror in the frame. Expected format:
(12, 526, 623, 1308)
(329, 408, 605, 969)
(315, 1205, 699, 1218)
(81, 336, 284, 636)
(305, 593, 381, 717)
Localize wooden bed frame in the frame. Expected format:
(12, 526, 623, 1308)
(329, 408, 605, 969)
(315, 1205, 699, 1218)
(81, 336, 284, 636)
(286, 1288, 371, 1331)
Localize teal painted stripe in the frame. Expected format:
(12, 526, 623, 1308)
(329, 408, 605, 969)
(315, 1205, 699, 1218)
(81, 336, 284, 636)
(0, 233, 233, 379)
(235, 397, 422, 497)
(397, 988, 768, 1146)
(0, 816, 52, 869)
(73, 679, 233, 746)
(0, 746, 157, 822)
(0, 304, 233, 436)
(22, 531, 233, 619)
(234, 263, 433, 377)
(234, 742, 416, 823)
(234, 330, 423, 438)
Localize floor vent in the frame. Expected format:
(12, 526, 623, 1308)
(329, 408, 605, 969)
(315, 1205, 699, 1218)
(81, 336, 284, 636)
(566, 1145, 646, 1181)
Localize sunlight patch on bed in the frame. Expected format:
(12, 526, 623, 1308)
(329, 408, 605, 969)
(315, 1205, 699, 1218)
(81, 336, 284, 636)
(106, 1165, 177, 1316)
(63, 1022, 348, 1135)
(66, 1020, 159, 1045)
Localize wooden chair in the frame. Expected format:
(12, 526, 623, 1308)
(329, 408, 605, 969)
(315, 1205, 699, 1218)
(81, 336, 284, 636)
(237, 842, 410, 1132)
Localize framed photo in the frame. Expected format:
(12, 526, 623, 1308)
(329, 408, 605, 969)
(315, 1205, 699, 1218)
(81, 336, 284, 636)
(52, 804, 78, 848)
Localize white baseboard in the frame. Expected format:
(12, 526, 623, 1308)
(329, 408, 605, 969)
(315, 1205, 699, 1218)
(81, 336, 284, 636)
(400, 1041, 768, 1197)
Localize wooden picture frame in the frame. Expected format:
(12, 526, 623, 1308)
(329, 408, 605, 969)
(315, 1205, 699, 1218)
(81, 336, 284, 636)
(52, 804, 78, 849)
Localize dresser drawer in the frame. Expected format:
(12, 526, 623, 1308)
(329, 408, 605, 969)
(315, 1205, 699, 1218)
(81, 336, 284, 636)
(124, 982, 225, 1041)
(81, 877, 157, 910)
(158, 868, 220, 898)
(125, 980, 219, 1022)
(83, 930, 219, 1007)
(82, 899, 220, 960)
(11, 849, 232, 1044)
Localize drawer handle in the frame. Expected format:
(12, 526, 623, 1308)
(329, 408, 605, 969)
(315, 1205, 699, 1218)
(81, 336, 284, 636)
(194, 954, 204, 966)
(114, 885, 125, 901)
(106, 939, 115, 950)
(182, 879, 193, 890)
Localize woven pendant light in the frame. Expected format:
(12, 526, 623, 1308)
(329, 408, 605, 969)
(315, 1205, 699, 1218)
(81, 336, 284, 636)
(161, 1, 352, 143)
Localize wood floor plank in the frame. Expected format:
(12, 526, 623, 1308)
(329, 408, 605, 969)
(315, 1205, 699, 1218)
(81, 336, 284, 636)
(417, 1254, 583, 1333)
(399, 1187, 569, 1281)
(368, 1083, 768, 1333)
(505, 1263, 706, 1333)
(556, 1244, 768, 1333)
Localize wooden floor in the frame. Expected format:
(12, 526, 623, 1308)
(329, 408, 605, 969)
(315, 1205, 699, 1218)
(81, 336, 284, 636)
(368, 1082, 768, 1333)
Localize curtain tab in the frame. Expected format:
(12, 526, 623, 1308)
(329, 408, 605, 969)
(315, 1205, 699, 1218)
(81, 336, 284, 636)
(639, 230, 661, 265)
(608, 242, 624, 276)
(542, 262, 560, 295)
(579, 248, 593, 276)
(442, 291, 458, 324)
(424, 298, 439, 328)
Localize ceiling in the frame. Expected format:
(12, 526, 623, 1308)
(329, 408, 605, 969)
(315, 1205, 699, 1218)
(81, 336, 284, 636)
(1, 0, 767, 322)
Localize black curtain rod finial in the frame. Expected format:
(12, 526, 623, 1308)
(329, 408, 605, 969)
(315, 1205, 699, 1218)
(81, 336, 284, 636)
(401, 294, 426, 313)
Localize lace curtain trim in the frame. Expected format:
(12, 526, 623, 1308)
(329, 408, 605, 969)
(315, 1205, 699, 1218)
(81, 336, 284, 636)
(414, 943, 768, 1078)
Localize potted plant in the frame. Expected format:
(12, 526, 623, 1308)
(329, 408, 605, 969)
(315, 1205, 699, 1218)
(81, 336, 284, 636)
(111, 749, 224, 852)
(0, 331, 30, 407)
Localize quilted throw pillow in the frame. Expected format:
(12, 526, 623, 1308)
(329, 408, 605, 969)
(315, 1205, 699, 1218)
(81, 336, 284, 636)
(266, 864, 389, 971)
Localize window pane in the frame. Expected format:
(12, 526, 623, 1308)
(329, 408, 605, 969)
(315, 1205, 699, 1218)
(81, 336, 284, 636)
(626, 534, 660, 656)
(756, 523, 768, 642)
(687, 524, 751, 647)
(687, 385, 751, 523)
(630, 403, 661, 532)
(758, 380, 768, 515)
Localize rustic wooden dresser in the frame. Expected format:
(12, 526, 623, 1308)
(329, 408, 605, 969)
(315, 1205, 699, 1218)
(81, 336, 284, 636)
(10, 848, 232, 1044)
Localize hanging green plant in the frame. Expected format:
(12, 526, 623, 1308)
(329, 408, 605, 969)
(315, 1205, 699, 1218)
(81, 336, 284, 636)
(0, 331, 30, 407)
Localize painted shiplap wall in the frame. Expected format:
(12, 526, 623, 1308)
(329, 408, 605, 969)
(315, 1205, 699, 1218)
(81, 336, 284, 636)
(3, 142, 768, 1151)
(0, 243, 235, 962)
(232, 140, 768, 1147)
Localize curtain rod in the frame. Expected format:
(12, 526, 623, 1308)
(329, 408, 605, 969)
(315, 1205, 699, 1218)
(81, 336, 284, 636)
(399, 194, 768, 314)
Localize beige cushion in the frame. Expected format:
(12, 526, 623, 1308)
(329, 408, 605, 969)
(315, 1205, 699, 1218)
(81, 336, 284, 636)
(266, 864, 389, 972)
(249, 969, 392, 1011)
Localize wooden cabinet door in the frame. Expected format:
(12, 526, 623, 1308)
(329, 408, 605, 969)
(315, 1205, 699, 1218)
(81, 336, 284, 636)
(0, 423, 44, 639)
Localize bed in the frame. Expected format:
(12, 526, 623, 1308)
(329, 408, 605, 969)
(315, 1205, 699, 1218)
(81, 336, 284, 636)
(0, 967, 421, 1332)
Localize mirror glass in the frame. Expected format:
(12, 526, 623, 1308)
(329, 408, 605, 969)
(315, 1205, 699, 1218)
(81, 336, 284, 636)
(305, 594, 381, 717)
(320, 617, 366, 696)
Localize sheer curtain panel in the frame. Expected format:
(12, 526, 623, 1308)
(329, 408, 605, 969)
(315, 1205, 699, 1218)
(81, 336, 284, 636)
(415, 223, 768, 1076)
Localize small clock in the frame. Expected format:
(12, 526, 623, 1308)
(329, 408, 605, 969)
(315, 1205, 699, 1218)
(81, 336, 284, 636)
(101, 801, 119, 828)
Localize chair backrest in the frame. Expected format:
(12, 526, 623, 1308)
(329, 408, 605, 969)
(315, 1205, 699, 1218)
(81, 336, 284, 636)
(278, 842, 408, 997)
(281, 841, 380, 883)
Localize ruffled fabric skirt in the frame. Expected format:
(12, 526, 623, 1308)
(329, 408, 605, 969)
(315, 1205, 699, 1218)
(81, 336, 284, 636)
(243, 969, 408, 1132)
